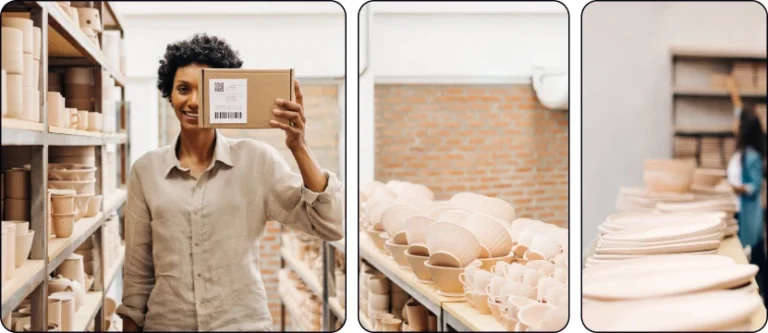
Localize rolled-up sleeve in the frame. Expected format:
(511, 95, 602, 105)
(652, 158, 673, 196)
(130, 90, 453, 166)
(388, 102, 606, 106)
(116, 164, 156, 327)
(264, 146, 344, 241)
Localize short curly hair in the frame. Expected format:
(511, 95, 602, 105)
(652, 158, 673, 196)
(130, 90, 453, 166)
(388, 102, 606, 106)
(156, 33, 243, 100)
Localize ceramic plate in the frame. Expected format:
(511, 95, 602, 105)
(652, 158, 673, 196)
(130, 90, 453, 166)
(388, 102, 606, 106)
(583, 290, 761, 331)
(586, 249, 720, 265)
(595, 239, 720, 255)
(597, 232, 722, 249)
(583, 254, 735, 280)
(601, 219, 723, 242)
(583, 264, 758, 300)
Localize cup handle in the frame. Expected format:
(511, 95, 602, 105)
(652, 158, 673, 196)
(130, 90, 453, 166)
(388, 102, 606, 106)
(71, 113, 79, 124)
(485, 284, 491, 296)
(458, 273, 467, 286)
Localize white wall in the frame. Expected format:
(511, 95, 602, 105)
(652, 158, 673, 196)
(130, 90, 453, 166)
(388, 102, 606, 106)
(358, 2, 569, 184)
(582, 1, 766, 247)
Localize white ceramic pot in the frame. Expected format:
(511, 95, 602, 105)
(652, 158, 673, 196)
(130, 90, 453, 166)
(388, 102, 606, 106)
(1, 27, 24, 74)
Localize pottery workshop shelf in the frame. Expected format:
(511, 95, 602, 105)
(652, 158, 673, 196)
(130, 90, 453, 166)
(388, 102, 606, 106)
(73, 291, 103, 331)
(102, 1, 125, 30)
(0, 260, 46, 318)
(47, 212, 104, 272)
(359, 310, 374, 331)
(442, 302, 506, 332)
(45, 2, 125, 87)
(102, 132, 128, 145)
(1, 118, 47, 146)
(328, 296, 344, 321)
(104, 243, 126, 292)
(329, 239, 345, 253)
(278, 289, 314, 332)
(359, 232, 466, 328)
(104, 188, 127, 215)
(280, 248, 322, 298)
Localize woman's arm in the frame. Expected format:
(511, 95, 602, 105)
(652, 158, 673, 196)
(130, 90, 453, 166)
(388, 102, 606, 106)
(115, 165, 156, 331)
(726, 76, 743, 111)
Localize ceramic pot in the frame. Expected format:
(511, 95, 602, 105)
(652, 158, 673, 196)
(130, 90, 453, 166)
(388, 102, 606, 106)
(58, 254, 85, 290)
(381, 318, 402, 332)
(47, 92, 65, 127)
(52, 213, 75, 238)
(73, 194, 91, 220)
(5, 73, 23, 118)
(77, 8, 101, 32)
(50, 190, 76, 215)
(48, 179, 96, 195)
(48, 297, 61, 327)
(384, 240, 410, 268)
(66, 98, 93, 112)
(405, 300, 428, 331)
(2, 223, 16, 279)
(424, 260, 464, 297)
(373, 312, 394, 331)
(1, 17, 32, 53)
(49, 292, 75, 331)
(12, 311, 30, 332)
(14, 230, 33, 268)
(427, 312, 438, 331)
(368, 291, 390, 312)
(85, 194, 102, 217)
(49, 275, 84, 311)
(87, 111, 101, 132)
(477, 253, 515, 272)
(368, 275, 390, 295)
(1, 27, 24, 74)
(365, 227, 387, 251)
(473, 292, 491, 314)
(67, 108, 79, 129)
(5, 168, 30, 199)
(76, 110, 89, 130)
(405, 251, 433, 284)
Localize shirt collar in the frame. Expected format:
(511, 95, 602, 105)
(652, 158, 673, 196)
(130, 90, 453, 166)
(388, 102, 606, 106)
(164, 130, 234, 176)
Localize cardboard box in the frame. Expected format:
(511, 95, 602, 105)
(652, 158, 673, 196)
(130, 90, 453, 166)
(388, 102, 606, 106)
(198, 68, 294, 129)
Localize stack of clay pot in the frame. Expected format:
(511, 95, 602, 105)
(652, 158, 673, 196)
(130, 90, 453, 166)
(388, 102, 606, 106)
(1, 16, 41, 122)
(277, 269, 322, 331)
(4, 167, 31, 221)
(74, 235, 98, 291)
(48, 273, 84, 328)
(583, 254, 761, 331)
(2, 221, 35, 276)
(63, 67, 102, 132)
(362, 267, 416, 332)
(49, 162, 101, 222)
(7, 297, 68, 332)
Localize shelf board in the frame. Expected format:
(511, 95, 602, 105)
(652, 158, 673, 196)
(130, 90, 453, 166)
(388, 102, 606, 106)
(45, 1, 125, 86)
(359, 232, 465, 317)
(280, 248, 322, 298)
(73, 291, 103, 331)
(48, 126, 103, 137)
(359, 311, 374, 331)
(102, 2, 126, 31)
(328, 296, 345, 321)
(674, 127, 735, 137)
(47, 212, 105, 273)
(329, 239, 345, 253)
(104, 188, 127, 215)
(278, 289, 317, 331)
(103, 132, 128, 145)
(671, 46, 767, 60)
(1, 118, 46, 146)
(104, 243, 125, 293)
(443, 302, 507, 332)
(0, 260, 46, 318)
(674, 86, 767, 98)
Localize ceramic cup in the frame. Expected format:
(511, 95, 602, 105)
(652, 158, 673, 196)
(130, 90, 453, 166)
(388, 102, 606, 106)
(52, 213, 75, 238)
(76, 110, 88, 130)
(67, 108, 79, 129)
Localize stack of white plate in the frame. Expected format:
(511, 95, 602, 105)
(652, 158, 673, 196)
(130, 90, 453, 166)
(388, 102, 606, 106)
(583, 254, 761, 331)
(655, 200, 739, 237)
(615, 187, 694, 213)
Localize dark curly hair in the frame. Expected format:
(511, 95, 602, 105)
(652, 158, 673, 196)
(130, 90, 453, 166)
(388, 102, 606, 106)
(156, 33, 243, 101)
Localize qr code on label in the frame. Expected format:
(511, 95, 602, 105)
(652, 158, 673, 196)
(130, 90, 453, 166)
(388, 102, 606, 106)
(214, 82, 224, 92)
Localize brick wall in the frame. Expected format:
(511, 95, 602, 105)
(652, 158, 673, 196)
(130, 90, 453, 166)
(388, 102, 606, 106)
(160, 83, 341, 330)
(374, 84, 569, 227)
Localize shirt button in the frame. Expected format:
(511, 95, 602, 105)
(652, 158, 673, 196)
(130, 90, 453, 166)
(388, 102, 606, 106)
(195, 242, 200, 247)
(197, 273, 202, 278)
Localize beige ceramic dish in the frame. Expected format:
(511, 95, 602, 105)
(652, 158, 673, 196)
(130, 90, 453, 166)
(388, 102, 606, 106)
(595, 239, 721, 256)
(426, 222, 481, 268)
(48, 179, 96, 195)
(424, 260, 464, 297)
(597, 231, 722, 249)
(48, 164, 96, 181)
(583, 254, 735, 279)
(384, 240, 410, 269)
(403, 215, 435, 245)
(601, 219, 724, 242)
(463, 213, 514, 257)
(404, 251, 433, 284)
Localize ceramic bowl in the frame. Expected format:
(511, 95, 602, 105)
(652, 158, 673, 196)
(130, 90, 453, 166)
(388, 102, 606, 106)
(73, 194, 91, 221)
(48, 179, 95, 195)
(4, 221, 29, 234)
(429, 206, 469, 219)
(436, 210, 471, 226)
(472, 293, 491, 314)
(517, 303, 555, 331)
(424, 260, 464, 297)
(384, 240, 410, 268)
(403, 215, 435, 245)
(477, 252, 515, 271)
(429, 251, 462, 268)
(48, 163, 96, 181)
(407, 244, 429, 257)
(14, 230, 34, 267)
(464, 213, 514, 257)
(405, 251, 433, 284)
(365, 227, 387, 250)
(426, 222, 481, 267)
(365, 198, 396, 226)
(475, 196, 516, 223)
(391, 231, 408, 245)
(643, 159, 695, 193)
(52, 213, 75, 238)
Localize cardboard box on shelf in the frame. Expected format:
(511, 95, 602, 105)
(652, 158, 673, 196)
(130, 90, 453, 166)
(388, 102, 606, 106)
(198, 68, 294, 129)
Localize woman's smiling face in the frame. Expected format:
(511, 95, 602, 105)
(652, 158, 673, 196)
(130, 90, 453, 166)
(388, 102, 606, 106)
(171, 62, 209, 130)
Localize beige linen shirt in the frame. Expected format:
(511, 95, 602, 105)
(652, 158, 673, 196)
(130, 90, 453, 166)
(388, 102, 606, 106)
(116, 132, 344, 331)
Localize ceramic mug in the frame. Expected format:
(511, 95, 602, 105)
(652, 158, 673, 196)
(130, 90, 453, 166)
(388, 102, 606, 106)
(522, 268, 544, 288)
(67, 108, 79, 129)
(87, 112, 101, 131)
(490, 261, 510, 277)
(472, 270, 493, 294)
(505, 263, 527, 282)
(76, 110, 88, 130)
(485, 275, 507, 298)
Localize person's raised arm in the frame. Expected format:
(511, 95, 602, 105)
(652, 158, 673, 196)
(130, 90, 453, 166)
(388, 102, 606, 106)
(726, 76, 743, 111)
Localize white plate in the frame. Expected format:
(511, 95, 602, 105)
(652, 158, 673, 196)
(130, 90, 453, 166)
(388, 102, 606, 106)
(601, 219, 723, 242)
(595, 239, 721, 255)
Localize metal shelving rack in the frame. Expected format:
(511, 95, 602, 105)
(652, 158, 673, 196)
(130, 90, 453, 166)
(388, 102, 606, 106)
(1, 1, 129, 331)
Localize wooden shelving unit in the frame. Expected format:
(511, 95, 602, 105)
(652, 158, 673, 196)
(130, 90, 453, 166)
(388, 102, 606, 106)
(0, 2, 129, 331)
(670, 47, 767, 169)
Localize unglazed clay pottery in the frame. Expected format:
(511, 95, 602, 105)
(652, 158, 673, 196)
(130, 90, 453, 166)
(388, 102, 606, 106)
(2, 223, 16, 278)
(5, 73, 23, 118)
(5, 198, 30, 221)
(84, 274, 94, 291)
(427, 312, 437, 331)
(512, 229, 536, 258)
(526, 234, 560, 261)
(391, 231, 408, 245)
(365, 227, 386, 251)
(424, 260, 464, 297)
(477, 253, 514, 272)
(48, 292, 75, 331)
(517, 303, 555, 331)
(597, 231, 723, 249)
(48, 179, 96, 195)
(5, 168, 30, 199)
(426, 222, 481, 267)
(76, 110, 89, 130)
(58, 253, 85, 290)
(407, 244, 429, 257)
(50, 189, 76, 215)
(14, 230, 33, 267)
(500, 280, 536, 299)
(384, 240, 410, 268)
(584, 263, 758, 301)
(487, 296, 502, 321)
(428, 206, 468, 220)
(48, 297, 62, 328)
(367, 275, 390, 295)
(526, 259, 556, 277)
(429, 251, 461, 268)
(87, 111, 101, 131)
(601, 218, 723, 243)
(12, 311, 30, 332)
(365, 198, 395, 226)
(472, 293, 491, 314)
(1, 27, 24, 74)
(643, 159, 696, 193)
(52, 213, 75, 238)
(583, 254, 735, 279)
(405, 251, 433, 284)
(582, 290, 761, 331)
(381, 318, 402, 332)
(692, 168, 726, 188)
(1, 17, 33, 53)
(403, 215, 435, 245)
(48, 163, 96, 181)
(73, 194, 91, 220)
(5, 220, 28, 234)
(595, 239, 721, 256)
(463, 213, 514, 257)
(85, 194, 102, 217)
(372, 311, 394, 330)
(436, 209, 471, 225)
(381, 204, 421, 238)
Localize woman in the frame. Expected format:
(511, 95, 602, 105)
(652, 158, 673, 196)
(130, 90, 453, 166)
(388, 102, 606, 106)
(726, 77, 766, 301)
(115, 34, 344, 331)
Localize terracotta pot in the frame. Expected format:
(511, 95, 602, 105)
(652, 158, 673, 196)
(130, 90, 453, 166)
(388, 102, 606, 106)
(48, 297, 62, 327)
(49, 292, 75, 331)
(85, 194, 102, 217)
(405, 300, 428, 331)
(368, 274, 390, 295)
(424, 260, 464, 297)
(63, 67, 93, 85)
(5, 168, 30, 199)
(50, 190, 76, 215)
(373, 312, 395, 331)
(427, 313, 437, 331)
(58, 253, 85, 290)
(405, 252, 433, 284)
(52, 213, 75, 238)
(384, 240, 410, 268)
(1, 27, 24, 74)
(14, 230, 33, 268)
(1, 17, 32, 53)
(48, 179, 96, 195)
(381, 318, 402, 332)
(365, 227, 387, 251)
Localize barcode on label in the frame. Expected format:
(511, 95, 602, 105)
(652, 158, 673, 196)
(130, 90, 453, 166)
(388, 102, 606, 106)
(214, 112, 242, 119)
(214, 82, 224, 92)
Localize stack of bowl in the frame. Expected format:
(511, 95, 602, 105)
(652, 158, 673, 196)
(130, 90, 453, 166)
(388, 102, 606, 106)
(2, 221, 34, 271)
(1, 16, 41, 123)
(48, 163, 100, 224)
(4, 167, 30, 221)
(367, 274, 391, 322)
